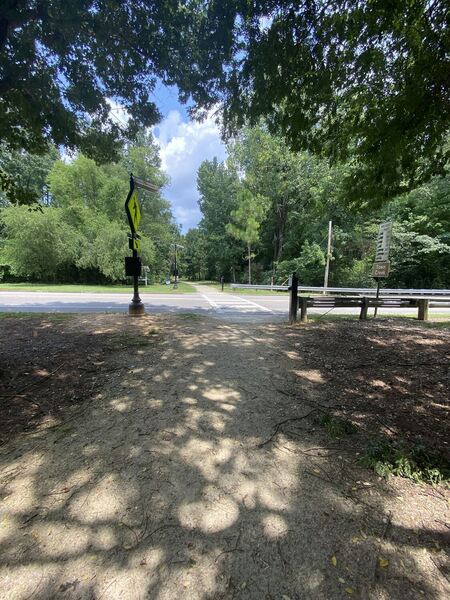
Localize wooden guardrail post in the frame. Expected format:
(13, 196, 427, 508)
(418, 298, 429, 321)
(359, 297, 369, 320)
(289, 272, 298, 323)
(299, 296, 308, 322)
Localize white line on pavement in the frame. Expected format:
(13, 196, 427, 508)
(201, 294, 222, 312)
(231, 295, 274, 312)
(207, 293, 274, 313)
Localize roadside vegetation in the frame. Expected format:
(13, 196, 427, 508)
(182, 127, 449, 288)
(0, 282, 195, 294)
(0, 136, 182, 286)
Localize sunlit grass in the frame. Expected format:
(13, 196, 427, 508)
(0, 312, 75, 321)
(0, 282, 196, 294)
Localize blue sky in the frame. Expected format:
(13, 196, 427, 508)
(150, 82, 227, 232)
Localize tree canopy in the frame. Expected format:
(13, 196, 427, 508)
(0, 0, 208, 160)
(191, 1, 450, 202)
(2, 1, 448, 203)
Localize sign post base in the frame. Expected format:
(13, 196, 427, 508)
(129, 300, 145, 316)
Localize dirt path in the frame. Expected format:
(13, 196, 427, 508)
(0, 314, 448, 599)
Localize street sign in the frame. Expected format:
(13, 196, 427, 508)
(128, 237, 141, 251)
(372, 261, 390, 278)
(375, 221, 392, 262)
(125, 256, 142, 277)
(125, 189, 141, 233)
(125, 174, 159, 316)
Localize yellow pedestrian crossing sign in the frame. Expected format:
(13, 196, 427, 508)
(125, 189, 141, 233)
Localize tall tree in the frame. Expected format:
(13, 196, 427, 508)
(184, 228, 207, 281)
(226, 187, 268, 284)
(197, 157, 240, 280)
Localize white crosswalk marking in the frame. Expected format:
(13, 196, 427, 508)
(200, 291, 273, 313)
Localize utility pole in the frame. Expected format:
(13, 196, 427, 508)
(323, 220, 332, 294)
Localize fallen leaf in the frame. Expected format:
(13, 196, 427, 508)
(338, 577, 345, 584)
(331, 555, 337, 567)
(345, 588, 354, 594)
(379, 558, 389, 568)
(313, 468, 321, 474)
(351, 536, 359, 543)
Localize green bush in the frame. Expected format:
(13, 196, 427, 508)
(360, 439, 450, 485)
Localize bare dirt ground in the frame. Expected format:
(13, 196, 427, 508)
(0, 313, 449, 600)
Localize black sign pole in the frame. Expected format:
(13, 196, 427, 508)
(126, 175, 144, 316)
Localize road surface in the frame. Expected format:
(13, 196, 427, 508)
(0, 286, 448, 321)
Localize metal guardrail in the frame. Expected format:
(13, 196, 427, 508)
(230, 284, 450, 297)
(229, 284, 289, 291)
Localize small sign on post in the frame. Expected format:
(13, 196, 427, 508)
(372, 221, 393, 317)
(375, 221, 392, 262)
(372, 261, 390, 278)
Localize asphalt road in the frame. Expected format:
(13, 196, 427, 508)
(0, 286, 448, 322)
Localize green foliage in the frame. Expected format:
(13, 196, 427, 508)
(360, 439, 450, 486)
(184, 229, 208, 281)
(193, 1, 450, 201)
(275, 243, 326, 285)
(0, 144, 59, 205)
(320, 414, 357, 438)
(0, 135, 176, 283)
(1, 2, 448, 212)
(0, 1, 207, 164)
(192, 123, 450, 288)
(196, 158, 241, 280)
(1, 206, 78, 280)
(226, 186, 269, 284)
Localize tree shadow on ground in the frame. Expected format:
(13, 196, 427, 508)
(0, 315, 448, 599)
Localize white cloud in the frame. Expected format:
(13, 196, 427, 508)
(154, 109, 227, 231)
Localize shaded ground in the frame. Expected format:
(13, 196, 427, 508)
(0, 314, 448, 599)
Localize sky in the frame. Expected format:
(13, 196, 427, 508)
(150, 82, 227, 232)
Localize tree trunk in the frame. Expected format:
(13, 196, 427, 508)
(248, 243, 252, 284)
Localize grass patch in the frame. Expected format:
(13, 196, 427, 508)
(300, 314, 450, 327)
(359, 439, 450, 485)
(0, 312, 74, 322)
(0, 282, 196, 294)
(319, 414, 357, 437)
(111, 332, 158, 347)
(176, 312, 204, 321)
(415, 319, 450, 329)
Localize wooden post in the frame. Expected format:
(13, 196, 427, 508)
(299, 296, 308, 323)
(323, 220, 332, 294)
(289, 272, 298, 323)
(374, 277, 381, 317)
(418, 299, 429, 321)
(360, 297, 369, 320)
